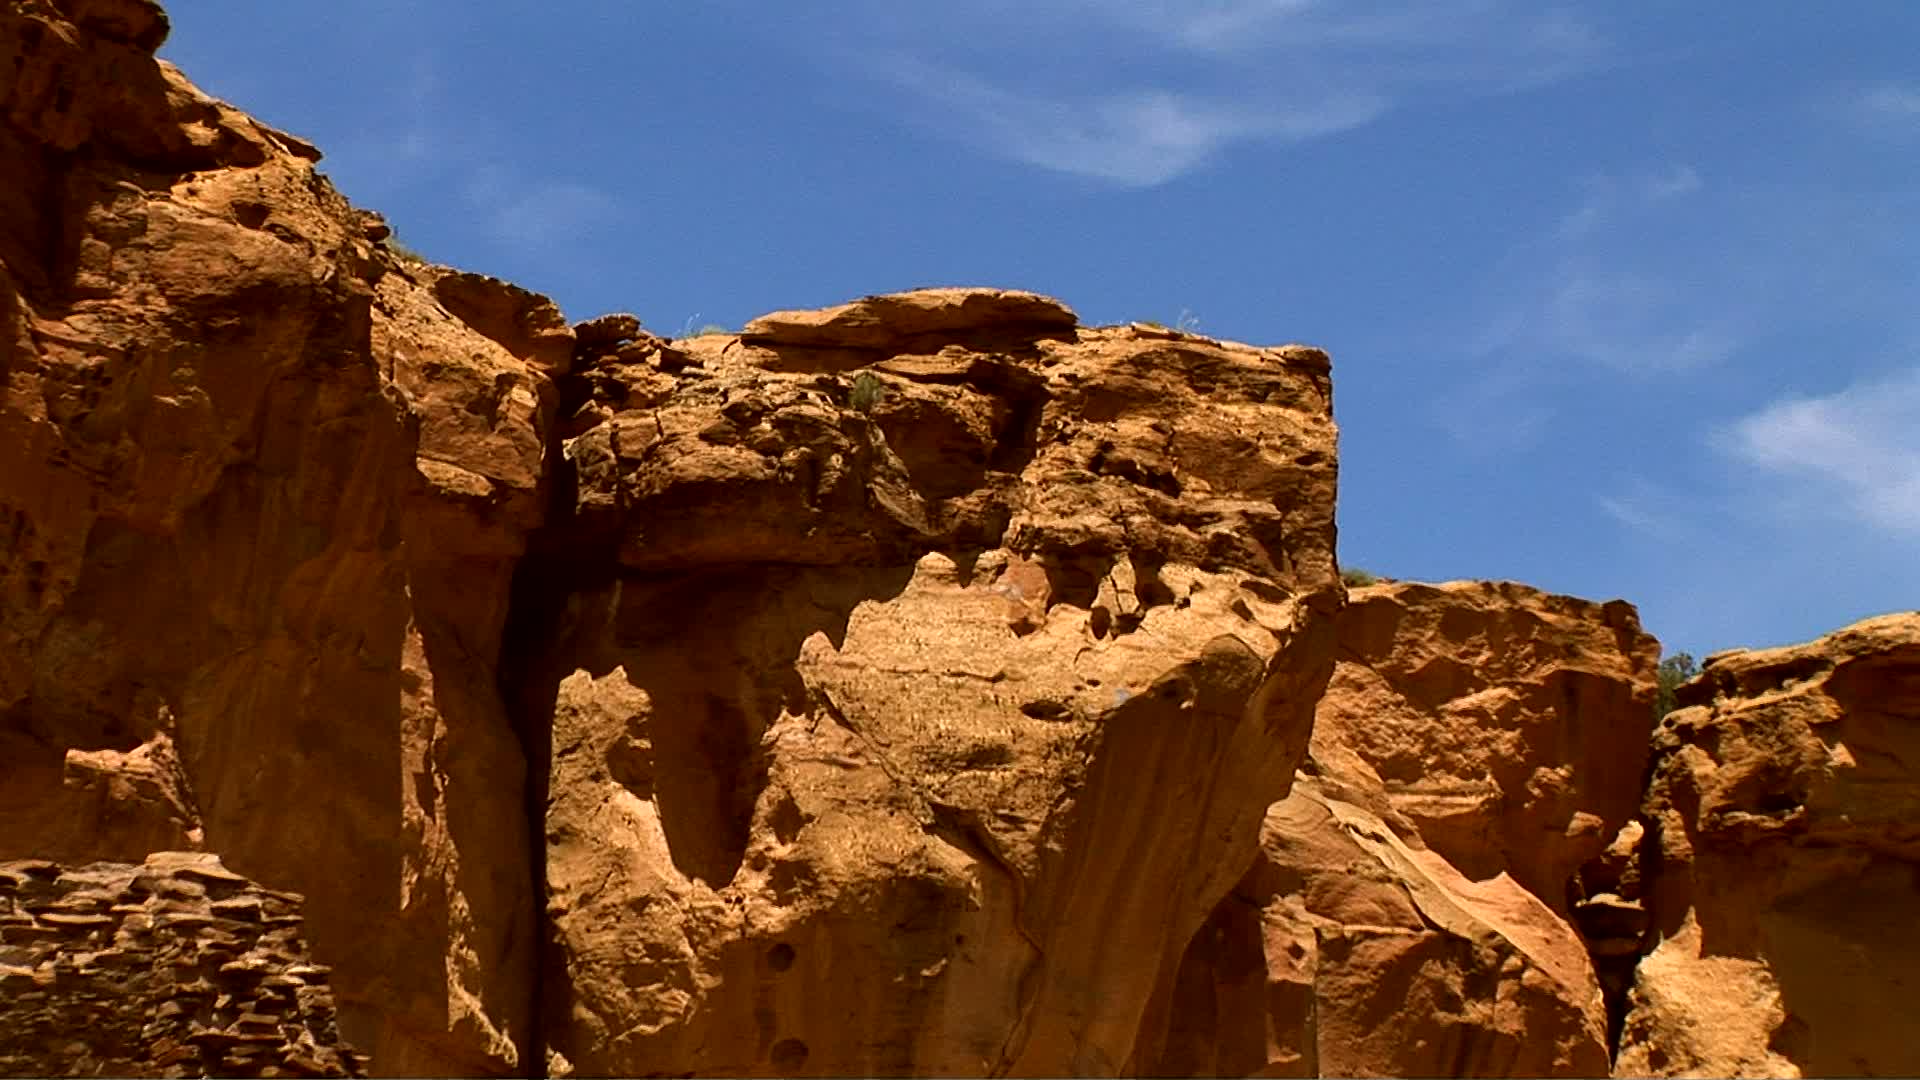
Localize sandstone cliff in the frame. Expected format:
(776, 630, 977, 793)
(1141, 581, 1659, 1078)
(3, 3, 1344, 1075)
(4, 0, 558, 1072)
(521, 293, 1341, 1076)
(4, 3, 1918, 1079)
(1614, 613, 1920, 1079)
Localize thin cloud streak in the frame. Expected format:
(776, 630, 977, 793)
(1861, 83, 1920, 119)
(1719, 367, 1920, 535)
(1458, 161, 1749, 419)
(849, 0, 1605, 185)
(1543, 270, 1743, 376)
(463, 168, 618, 251)
(878, 55, 1384, 186)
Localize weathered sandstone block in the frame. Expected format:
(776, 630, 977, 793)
(1143, 581, 1660, 1077)
(515, 296, 1344, 1077)
(1616, 612, 1920, 1079)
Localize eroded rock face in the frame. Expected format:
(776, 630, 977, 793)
(1322, 582, 1661, 910)
(27, 5, 1918, 1079)
(2, 5, 552, 1073)
(1616, 612, 1920, 1079)
(1142, 580, 1659, 1078)
(516, 299, 1344, 1077)
(0, 852, 365, 1078)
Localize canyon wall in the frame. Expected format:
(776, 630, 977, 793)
(522, 293, 1341, 1076)
(1140, 581, 1659, 1078)
(1615, 614, 1920, 1078)
(3, 0, 558, 1072)
(3, 3, 1917, 1078)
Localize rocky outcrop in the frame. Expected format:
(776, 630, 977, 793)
(1142, 581, 1660, 1077)
(517, 293, 1343, 1076)
(0, 852, 365, 1077)
(2, 3, 552, 1072)
(9, 4, 1916, 1079)
(1320, 582, 1661, 911)
(3, 4, 1344, 1074)
(1615, 612, 1920, 1079)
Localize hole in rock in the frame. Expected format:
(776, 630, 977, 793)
(650, 691, 765, 889)
(770, 1038, 809, 1070)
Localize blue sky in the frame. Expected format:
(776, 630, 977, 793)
(160, 2, 1920, 660)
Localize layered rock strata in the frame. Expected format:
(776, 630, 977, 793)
(1614, 613, 1920, 1079)
(517, 291, 1344, 1076)
(0, 852, 366, 1078)
(1143, 581, 1661, 1077)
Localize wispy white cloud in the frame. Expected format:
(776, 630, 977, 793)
(1541, 270, 1743, 376)
(1642, 164, 1702, 201)
(839, 1, 1604, 186)
(878, 55, 1383, 186)
(463, 168, 616, 250)
(1555, 165, 1704, 239)
(1015, 0, 1601, 70)
(1860, 83, 1920, 120)
(1462, 161, 1750, 405)
(316, 52, 445, 203)
(1718, 367, 1920, 534)
(1426, 362, 1554, 455)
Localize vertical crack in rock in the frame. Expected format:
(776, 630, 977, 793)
(495, 412, 613, 1078)
(2, 8, 1913, 1072)
(496, 559, 562, 1080)
(1608, 617, 1920, 1079)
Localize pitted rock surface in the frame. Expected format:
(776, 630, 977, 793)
(1139, 580, 1659, 1078)
(6, 1, 1915, 1077)
(520, 295, 1343, 1077)
(1615, 612, 1920, 1079)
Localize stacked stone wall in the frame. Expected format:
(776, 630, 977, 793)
(0, 853, 366, 1078)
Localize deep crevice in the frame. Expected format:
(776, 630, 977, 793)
(496, 548, 568, 1080)
(496, 401, 613, 1079)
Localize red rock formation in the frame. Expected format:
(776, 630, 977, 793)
(1322, 581, 1661, 911)
(2, 2, 551, 1071)
(1141, 581, 1660, 1077)
(8, 4, 1916, 1079)
(0, 852, 366, 1077)
(4, 5, 1343, 1074)
(520, 293, 1343, 1076)
(1616, 612, 1920, 1079)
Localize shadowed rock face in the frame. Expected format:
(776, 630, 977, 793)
(1616, 613, 1920, 1079)
(1140, 580, 1660, 1078)
(3, 2, 554, 1072)
(522, 298, 1344, 1077)
(1322, 582, 1661, 913)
